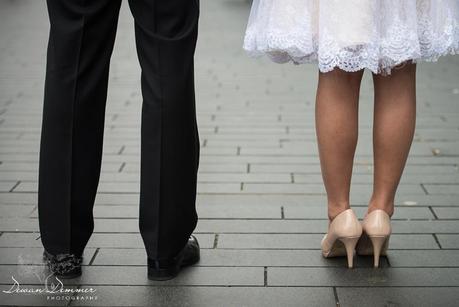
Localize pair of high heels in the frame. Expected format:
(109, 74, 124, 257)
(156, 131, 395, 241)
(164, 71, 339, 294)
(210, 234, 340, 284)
(321, 208, 391, 268)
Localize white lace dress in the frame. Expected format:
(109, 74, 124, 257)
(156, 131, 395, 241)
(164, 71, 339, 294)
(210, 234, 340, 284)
(243, 0, 459, 74)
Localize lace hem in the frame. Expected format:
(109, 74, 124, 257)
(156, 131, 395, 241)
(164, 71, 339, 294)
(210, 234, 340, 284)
(244, 32, 459, 75)
(243, 1, 459, 75)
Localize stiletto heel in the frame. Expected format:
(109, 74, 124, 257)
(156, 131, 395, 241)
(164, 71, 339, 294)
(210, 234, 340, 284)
(339, 236, 360, 268)
(369, 236, 389, 268)
(356, 209, 392, 268)
(321, 209, 362, 268)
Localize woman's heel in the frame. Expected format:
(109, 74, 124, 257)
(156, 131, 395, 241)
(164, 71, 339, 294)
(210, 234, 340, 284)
(339, 236, 360, 268)
(369, 235, 389, 268)
(357, 209, 392, 268)
(321, 209, 362, 268)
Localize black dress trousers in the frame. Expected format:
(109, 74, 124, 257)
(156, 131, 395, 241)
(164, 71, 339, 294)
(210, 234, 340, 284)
(38, 0, 200, 260)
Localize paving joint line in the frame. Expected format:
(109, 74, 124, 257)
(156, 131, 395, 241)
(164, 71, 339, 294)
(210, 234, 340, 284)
(429, 206, 439, 219)
(432, 234, 443, 249)
(88, 248, 100, 265)
(333, 287, 340, 307)
(9, 180, 21, 192)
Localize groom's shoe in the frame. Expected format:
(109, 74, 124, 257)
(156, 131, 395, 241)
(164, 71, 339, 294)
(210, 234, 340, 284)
(43, 250, 83, 279)
(147, 235, 200, 281)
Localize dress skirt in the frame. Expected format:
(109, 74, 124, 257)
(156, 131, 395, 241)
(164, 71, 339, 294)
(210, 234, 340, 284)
(243, 0, 459, 74)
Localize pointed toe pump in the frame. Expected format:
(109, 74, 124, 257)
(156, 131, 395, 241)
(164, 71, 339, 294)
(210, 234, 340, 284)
(321, 209, 363, 268)
(356, 209, 392, 268)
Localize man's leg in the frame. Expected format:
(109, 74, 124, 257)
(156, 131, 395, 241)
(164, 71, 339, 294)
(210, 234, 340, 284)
(39, 0, 122, 256)
(128, 0, 200, 260)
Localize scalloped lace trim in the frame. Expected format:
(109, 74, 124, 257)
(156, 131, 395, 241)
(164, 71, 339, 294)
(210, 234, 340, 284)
(243, 2, 459, 74)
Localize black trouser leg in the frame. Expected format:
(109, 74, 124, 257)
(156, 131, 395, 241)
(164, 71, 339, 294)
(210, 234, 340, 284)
(39, 0, 122, 256)
(128, 0, 200, 260)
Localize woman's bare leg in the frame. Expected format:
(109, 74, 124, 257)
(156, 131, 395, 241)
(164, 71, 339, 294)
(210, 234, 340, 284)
(315, 69, 364, 221)
(370, 63, 417, 216)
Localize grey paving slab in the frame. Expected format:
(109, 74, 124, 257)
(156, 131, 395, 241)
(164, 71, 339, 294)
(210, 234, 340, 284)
(0, 265, 264, 286)
(243, 183, 424, 195)
(0, 204, 35, 217)
(0, 192, 37, 205)
(268, 267, 459, 286)
(93, 248, 388, 268)
(294, 172, 459, 184)
(198, 173, 292, 183)
(217, 234, 438, 250)
(197, 203, 282, 219)
(69, 286, 336, 307)
(436, 234, 459, 248)
(283, 205, 434, 220)
(424, 184, 459, 194)
(0, 233, 214, 249)
(388, 250, 459, 267)
(432, 207, 459, 219)
(196, 219, 459, 234)
(33, 203, 283, 219)
(195, 193, 454, 208)
(0, 232, 43, 247)
(336, 287, 459, 307)
(81, 218, 429, 234)
(390, 220, 459, 234)
(0, 217, 38, 231)
(0, 181, 17, 192)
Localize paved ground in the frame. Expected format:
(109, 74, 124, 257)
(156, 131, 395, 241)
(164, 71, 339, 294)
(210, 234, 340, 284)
(1, 0, 459, 306)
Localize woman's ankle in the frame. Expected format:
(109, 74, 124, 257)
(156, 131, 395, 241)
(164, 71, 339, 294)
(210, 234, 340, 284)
(327, 201, 351, 221)
(368, 196, 394, 217)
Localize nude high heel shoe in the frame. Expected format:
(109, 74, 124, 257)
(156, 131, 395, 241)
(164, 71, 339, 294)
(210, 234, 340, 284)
(356, 209, 392, 268)
(321, 209, 363, 268)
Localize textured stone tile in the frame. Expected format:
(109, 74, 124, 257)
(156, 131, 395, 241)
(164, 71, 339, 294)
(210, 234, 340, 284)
(268, 267, 459, 286)
(197, 183, 242, 193)
(196, 219, 459, 234)
(93, 247, 387, 268)
(218, 234, 438, 250)
(0, 181, 17, 192)
(436, 234, 459, 248)
(0, 232, 43, 247)
(243, 183, 424, 195)
(87, 233, 215, 249)
(71, 286, 336, 307)
(198, 164, 248, 173)
(424, 184, 459, 194)
(0, 192, 38, 205)
(432, 207, 459, 219)
(196, 219, 328, 233)
(92, 205, 138, 218)
(391, 220, 459, 234)
(0, 233, 214, 249)
(0, 204, 35, 217)
(283, 205, 434, 220)
(0, 265, 264, 286)
(337, 287, 459, 307)
(198, 203, 281, 219)
(198, 173, 291, 183)
(388, 250, 459, 267)
(0, 217, 38, 231)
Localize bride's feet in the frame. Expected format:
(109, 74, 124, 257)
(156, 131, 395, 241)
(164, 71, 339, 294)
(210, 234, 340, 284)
(321, 209, 362, 268)
(356, 209, 392, 268)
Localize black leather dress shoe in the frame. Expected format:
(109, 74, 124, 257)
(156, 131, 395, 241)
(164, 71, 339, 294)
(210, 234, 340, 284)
(148, 235, 200, 281)
(43, 250, 83, 279)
